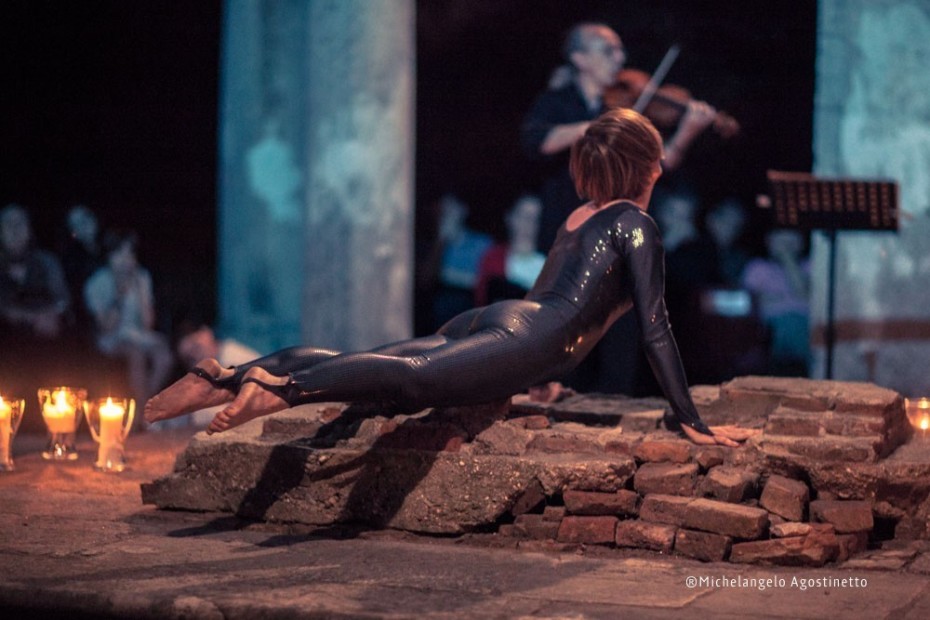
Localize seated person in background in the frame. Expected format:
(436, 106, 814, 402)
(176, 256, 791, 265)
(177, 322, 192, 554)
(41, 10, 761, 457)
(0, 203, 70, 340)
(474, 194, 547, 306)
(741, 229, 811, 377)
(705, 197, 750, 288)
(61, 204, 104, 335)
(647, 187, 717, 385)
(421, 194, 493, 330)
(84, 229, 174, 422)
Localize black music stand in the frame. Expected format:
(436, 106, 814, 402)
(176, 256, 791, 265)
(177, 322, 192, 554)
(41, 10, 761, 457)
(764, 170, 899, 379)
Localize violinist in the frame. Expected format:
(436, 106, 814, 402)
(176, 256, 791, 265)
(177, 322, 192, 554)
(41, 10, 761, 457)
(521, 22, 716, 252)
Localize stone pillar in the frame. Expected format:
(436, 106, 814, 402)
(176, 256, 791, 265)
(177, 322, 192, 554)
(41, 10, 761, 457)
(217, 0, 414, 354)
(812, 1, 930, 395)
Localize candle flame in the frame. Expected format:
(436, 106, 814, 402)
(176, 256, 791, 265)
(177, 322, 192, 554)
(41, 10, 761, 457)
(99, 397, 125, 419)
(53, 389, 70, 413)
(921, 417, 929, 431)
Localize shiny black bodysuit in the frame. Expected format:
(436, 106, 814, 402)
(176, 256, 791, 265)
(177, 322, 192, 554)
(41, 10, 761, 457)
(225, 202, 712, 435)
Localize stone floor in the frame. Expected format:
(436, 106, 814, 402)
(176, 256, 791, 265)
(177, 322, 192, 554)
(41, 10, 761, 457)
(2, 428, 930, 619)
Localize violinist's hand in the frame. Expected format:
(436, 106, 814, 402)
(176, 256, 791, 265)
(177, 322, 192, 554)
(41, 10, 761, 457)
(680, 100, 716, 135)
(681, 423, 761, 447)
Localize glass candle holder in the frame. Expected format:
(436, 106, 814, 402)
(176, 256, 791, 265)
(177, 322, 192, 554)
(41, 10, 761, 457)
(84, 397, 135, 472)
(0, 395, 25, 472)
(38, 387, 86, 461)
(905, 397, 930, 441)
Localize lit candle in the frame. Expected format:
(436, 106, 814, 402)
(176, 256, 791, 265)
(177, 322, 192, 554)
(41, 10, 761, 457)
(98, 397, 125, 446)
(0, 397, 11, 465)
(43, 389, 76, 434)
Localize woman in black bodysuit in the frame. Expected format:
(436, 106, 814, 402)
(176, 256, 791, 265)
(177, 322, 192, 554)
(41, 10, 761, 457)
(145, 109, 753, 447)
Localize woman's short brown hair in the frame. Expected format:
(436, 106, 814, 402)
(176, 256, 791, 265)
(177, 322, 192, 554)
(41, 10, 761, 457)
(569, 108, 662, 205)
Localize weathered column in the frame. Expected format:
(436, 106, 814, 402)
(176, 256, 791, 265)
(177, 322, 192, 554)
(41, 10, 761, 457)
(812, 1, 930, 395)
(302, 0, 415, 350)
(217, 0, 414, 354)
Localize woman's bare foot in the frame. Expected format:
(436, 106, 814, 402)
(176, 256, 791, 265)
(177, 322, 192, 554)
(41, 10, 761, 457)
(207, 367, 291, 435)
(144, 359, 236, 423)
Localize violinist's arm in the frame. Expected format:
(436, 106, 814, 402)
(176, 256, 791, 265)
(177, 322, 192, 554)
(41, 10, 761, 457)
(662, 100, 716, 171)
(539, 121, 591, 155)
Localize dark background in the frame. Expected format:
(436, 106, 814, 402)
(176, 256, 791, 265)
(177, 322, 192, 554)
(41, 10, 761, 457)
(0, 0, 816, 328)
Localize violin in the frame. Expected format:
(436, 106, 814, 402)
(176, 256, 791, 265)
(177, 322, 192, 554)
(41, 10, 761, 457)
(604, 67, 741, 139)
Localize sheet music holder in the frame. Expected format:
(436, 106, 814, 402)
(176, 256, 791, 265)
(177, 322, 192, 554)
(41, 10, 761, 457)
(764, 170, 900, 379)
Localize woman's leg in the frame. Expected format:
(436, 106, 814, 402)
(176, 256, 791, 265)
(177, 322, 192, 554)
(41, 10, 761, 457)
(144, 335, 455, 423)
(209, 322, 553, 434)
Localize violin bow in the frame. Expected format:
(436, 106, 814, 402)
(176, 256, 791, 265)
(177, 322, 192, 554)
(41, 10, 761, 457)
(632, 44, 681, 113)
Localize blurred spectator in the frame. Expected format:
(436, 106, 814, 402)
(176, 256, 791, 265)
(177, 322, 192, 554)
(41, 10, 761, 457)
(61, 204, 103, 334)
(474, 194, 546, 306)
(419, 194, 493, 330)
(176, 323, 259, 370)
(705, 197, 750, 287)
(692, 198, 767, 383)
(651, 187, 716, 321)
(648, 187, 717, 385)
(171, 323, 261, 428)
(0, 203, 70, 340)
(84, 229, 174, 420)
(741, 229, 811, 377)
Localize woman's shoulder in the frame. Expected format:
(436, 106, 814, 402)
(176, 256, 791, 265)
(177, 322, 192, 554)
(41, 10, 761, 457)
(609, 204, 660, 236)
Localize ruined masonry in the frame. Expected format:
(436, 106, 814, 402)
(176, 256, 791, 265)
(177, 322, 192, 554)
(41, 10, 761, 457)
(142, 376, 930, 567)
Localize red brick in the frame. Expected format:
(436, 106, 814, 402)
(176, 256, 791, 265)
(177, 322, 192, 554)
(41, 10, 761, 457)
(693, 446, 726, 471)
(510, 480, 546, 517)
(682, 498, 769, 540)
(764, 407, 823, 436)
(615, 520, 676, 553)
(513, 514, 561, 540)
(770, 522, 811, 538)
(762, 435, 879, 462)
(759, 475, 809, 521)
(809, 499, 874, 533)
(729, 531, 838, 567)
(542, 505, 566, 522)
(823, 413, 885, 437)
(556, 516, 618, 545)
(674, 529, 731, 562)
(639, 494, 693, 526)
(633, 439, 691, 464)
(633, 462, 698, 496)
(836, 531, 869, 562)
(698, 466, 758, 503)
(564, 489, 639, 517)
(512, 414, 550, 430)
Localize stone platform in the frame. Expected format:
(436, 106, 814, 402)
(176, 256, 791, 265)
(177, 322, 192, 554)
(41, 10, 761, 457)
(143, 376, 930, 567)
